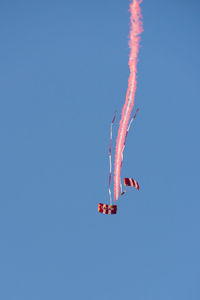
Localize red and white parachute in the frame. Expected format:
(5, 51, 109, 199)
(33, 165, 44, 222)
(98, 0, 143, 215)
(98, 203, 117, 215)
(124, 178, 140, 190)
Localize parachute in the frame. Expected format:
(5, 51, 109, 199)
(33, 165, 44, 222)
(124, 178, 140, 190)
(98, 203, 117, 215)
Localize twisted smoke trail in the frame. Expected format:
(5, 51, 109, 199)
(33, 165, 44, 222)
(114, 0, 143, 201)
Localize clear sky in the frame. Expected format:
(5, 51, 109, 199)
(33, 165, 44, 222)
(0, 0, 200, 299)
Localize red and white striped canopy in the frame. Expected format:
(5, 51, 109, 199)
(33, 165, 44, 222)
(123, 178, 139, 190)
(98, 203, 117, 215)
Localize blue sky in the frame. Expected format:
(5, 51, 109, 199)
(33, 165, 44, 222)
(0, 0, 200, 299)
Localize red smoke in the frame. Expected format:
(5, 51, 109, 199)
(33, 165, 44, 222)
(114, 0, 143, 201)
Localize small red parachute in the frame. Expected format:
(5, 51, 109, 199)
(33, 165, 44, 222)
(98, 203, 117, 215)
(124, 178, 140, 190)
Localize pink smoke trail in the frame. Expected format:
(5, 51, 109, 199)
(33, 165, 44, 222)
(114, 0, 143, 201)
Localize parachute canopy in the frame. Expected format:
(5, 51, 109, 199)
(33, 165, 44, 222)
(124, 178, 139, 190)
(98, 203, 117, 215)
